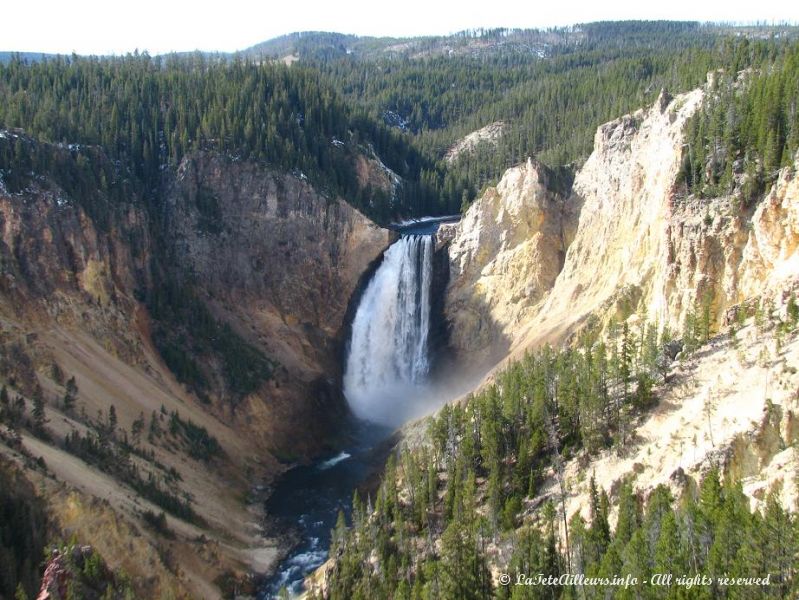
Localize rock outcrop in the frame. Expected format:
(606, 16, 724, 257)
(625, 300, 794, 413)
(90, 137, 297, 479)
(738, 158, 799, 299)
(0, 141, 150, 363)
(442, 158, 576, 366)
(516, 88, 706, 348)
(444, 121, 505, 163)
(443, 86, 799, 363)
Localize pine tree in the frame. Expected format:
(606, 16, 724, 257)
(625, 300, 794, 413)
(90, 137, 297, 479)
(440, 520, 492, 600)
(586, 476, 610, 567)
(131, 412, 145, 447)
(620, 530, 652, 600)
(108, 405, 117, 438)
(787, 293, 799, 329)
(63, 376, 78, 413)
(331, 509, 348, 553)
(759, 493, 796, 597)
(148, 410, 160, 442)
(615, 480, 642, 547)
(31, 389, 46, 433)
(653, 510, 687, 587)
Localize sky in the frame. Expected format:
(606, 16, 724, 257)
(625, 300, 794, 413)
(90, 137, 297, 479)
(4, 0, 799, 55)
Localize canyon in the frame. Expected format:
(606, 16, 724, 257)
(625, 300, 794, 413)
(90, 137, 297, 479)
(1, 64, 798, 600)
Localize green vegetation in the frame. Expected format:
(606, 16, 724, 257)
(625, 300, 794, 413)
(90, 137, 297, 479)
(499, 471, 797, 600)
(0, 457, 47, 599)
(147, 277, 274, 403)
(141, 510, 176, 539)
(63, 410, 203, 525)
(43, 542, 136, 600)
(166, 409, 223, 462)
(312, 25, 799, 211)
(319, 319, 674, 599)
(3, 23, 798, 222)
(0, 53, 429, 221)
(0, 133, 138, 232)
(320, 309, 799, 599)
(678, 41, 799, 203)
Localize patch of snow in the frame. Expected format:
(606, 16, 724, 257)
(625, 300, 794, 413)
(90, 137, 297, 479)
(383, 110, 410, 131)
(331, 138, 345, 148)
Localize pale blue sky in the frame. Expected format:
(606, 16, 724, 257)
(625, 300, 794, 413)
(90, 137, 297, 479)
(5, 0, 799, 55)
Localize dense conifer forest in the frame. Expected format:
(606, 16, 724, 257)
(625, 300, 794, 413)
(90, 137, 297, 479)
(0, 55, 428, 220)
(317, 304, 799, 600)
(2, 22, 798, 219)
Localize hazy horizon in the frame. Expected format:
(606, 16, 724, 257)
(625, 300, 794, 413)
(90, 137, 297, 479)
(5, 0, 799, 56)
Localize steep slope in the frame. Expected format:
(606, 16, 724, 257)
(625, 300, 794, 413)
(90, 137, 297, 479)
(517, 88, 707, 345)
(309, 315, 799, 599)
(444, 83, 799, 361)
(162, 151, 390, 452)
(442, 158, 576, 366)
(551, 315, 799, 530)
(0, 133, 390, 597)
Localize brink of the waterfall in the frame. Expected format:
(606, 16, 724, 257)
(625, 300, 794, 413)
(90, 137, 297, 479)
(343, 234, 435, 426)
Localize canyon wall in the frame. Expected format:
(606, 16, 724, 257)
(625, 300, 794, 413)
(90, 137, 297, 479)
(163, 152, 390, 451)
(443, 85, 799, 362)
(443, 158, 577, 366)
(0, 135, 390, 597)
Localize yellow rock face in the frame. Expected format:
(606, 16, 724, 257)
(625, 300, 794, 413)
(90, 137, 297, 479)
(445, 85, 799, 367)
(444, 158, 576, 366)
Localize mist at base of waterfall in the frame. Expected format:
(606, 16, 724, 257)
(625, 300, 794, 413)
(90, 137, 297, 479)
(344, 368, 489, 428)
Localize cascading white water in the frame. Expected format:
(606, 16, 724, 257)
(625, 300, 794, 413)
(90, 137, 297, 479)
(343, 234, 434, 425)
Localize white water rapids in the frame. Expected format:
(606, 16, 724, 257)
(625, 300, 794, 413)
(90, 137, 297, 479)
(343, 234, 434, 426)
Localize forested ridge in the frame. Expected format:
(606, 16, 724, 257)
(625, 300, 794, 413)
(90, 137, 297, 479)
(679, 43, 799, 203)
(2, 22, 799, 218)
(0, 54, 431, 220)
(311, 29, 799, 212)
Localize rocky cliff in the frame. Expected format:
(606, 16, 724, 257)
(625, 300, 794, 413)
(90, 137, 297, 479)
(0, 133, 390, 598)
(163, 152, 390, 452)
(443, 158, 577, 366)
(0, 135, 152, 387)
(434, 81, 799, 533)
(443, 84, 799, 361)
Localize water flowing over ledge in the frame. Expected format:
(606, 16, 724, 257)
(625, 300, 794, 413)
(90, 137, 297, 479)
(343, 234, 435, 426)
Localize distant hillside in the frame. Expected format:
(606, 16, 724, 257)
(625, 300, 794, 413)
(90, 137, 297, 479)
(0, 51, 55, 63)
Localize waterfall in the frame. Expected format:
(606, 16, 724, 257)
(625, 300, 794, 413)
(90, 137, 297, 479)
(343, 234, 434, 426)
